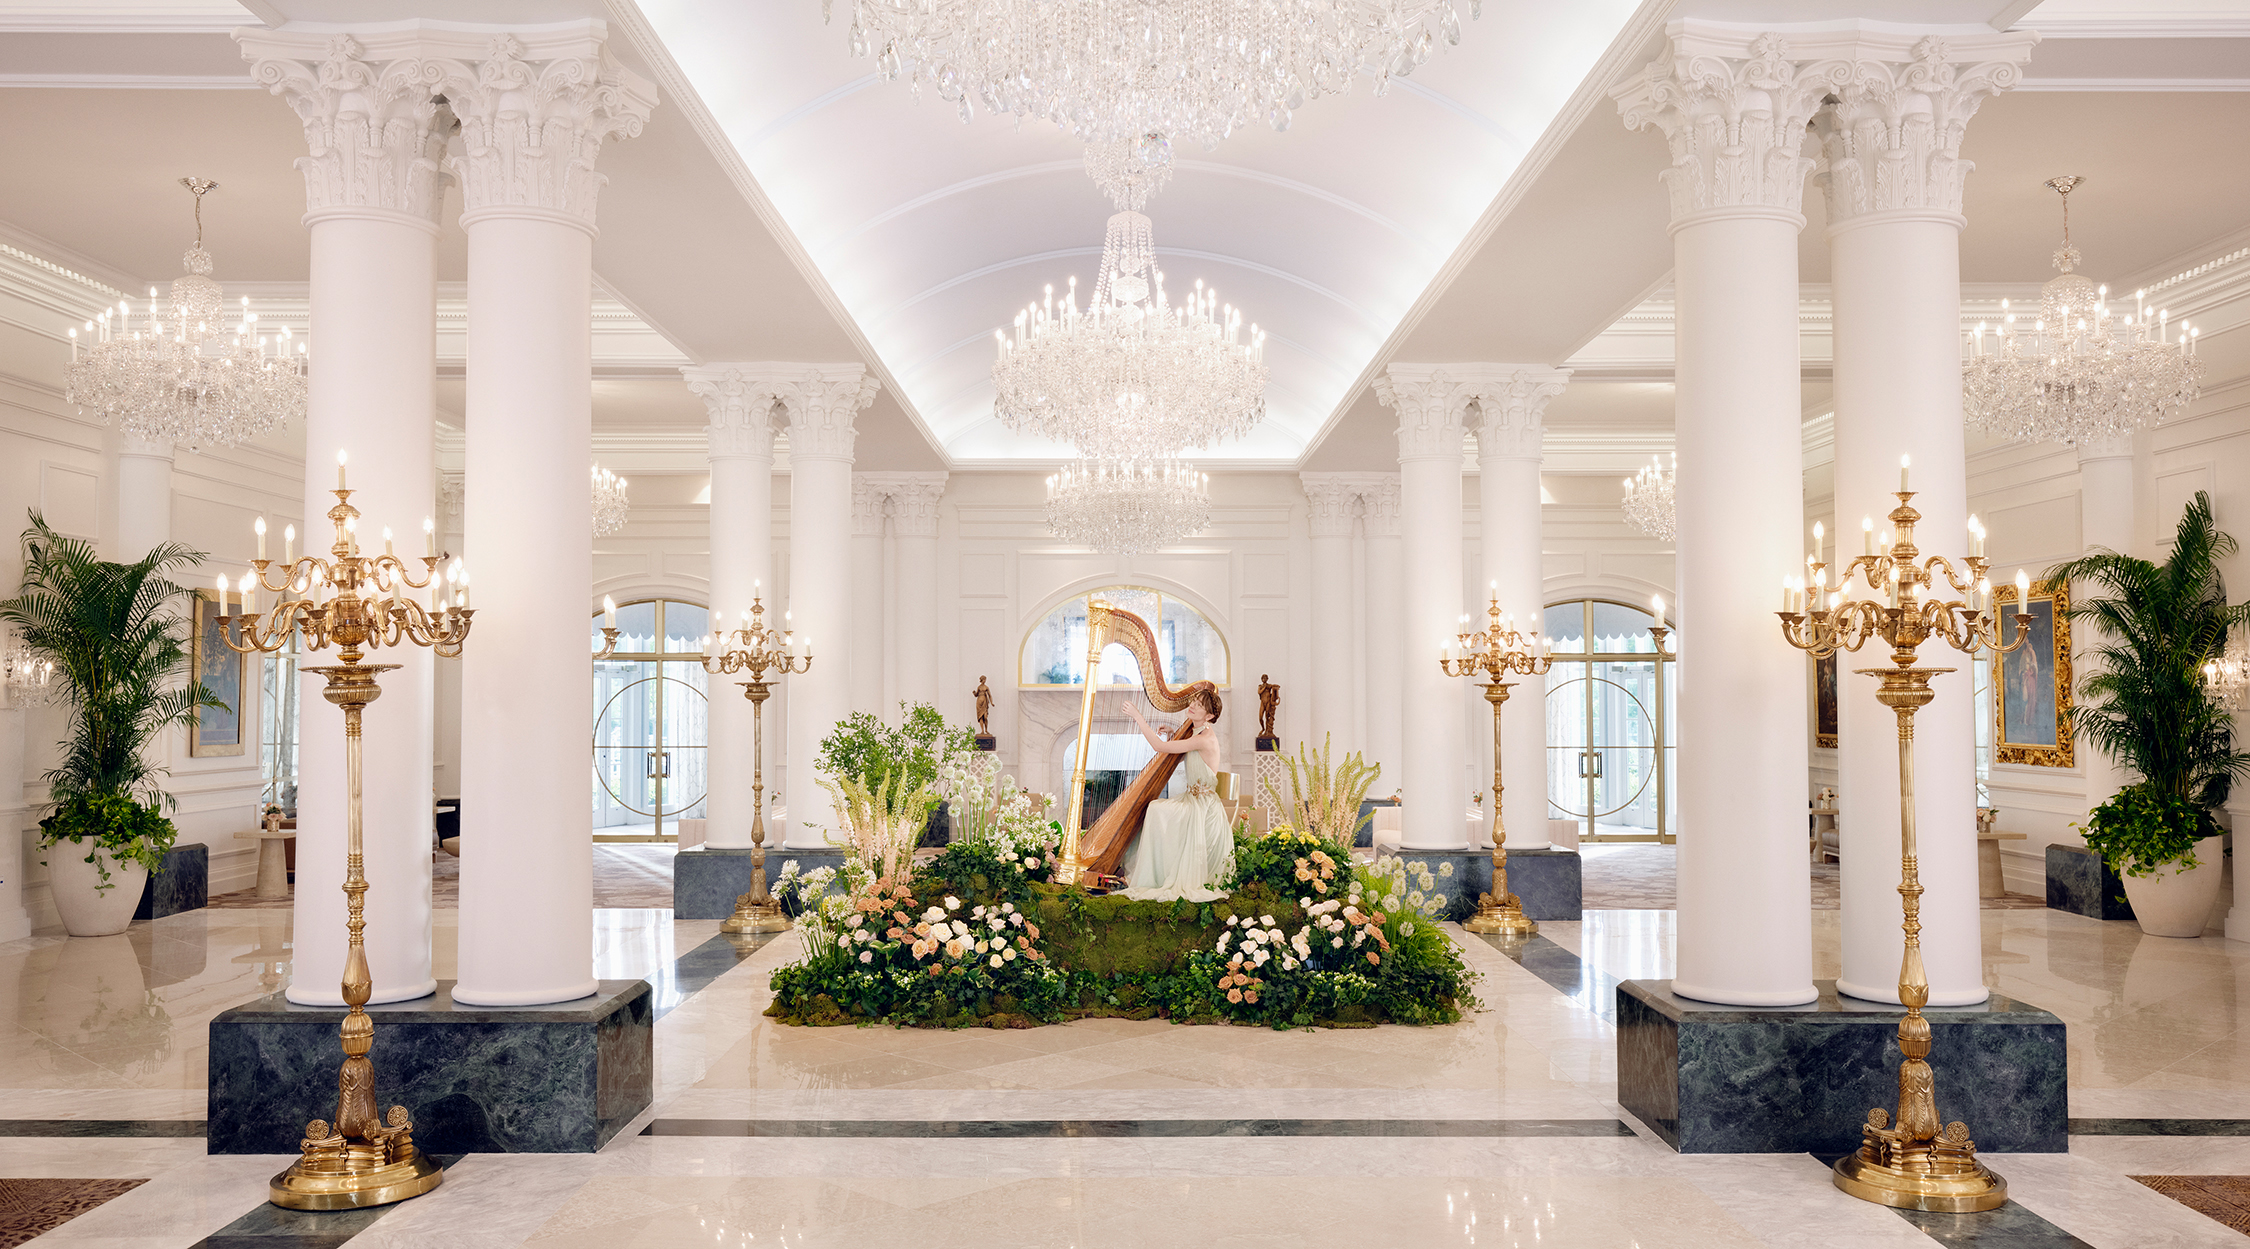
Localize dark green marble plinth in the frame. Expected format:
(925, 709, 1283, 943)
(1617, 979, 2065, 1154)
(675, 847, 845, 919)
(2047, 842, 2135, 921)
(134, 842, 206, 920)
(208, 979, 651, 1155)
(1393, 847, 1581, 921)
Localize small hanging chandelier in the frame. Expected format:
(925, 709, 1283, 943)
(992, 209, 1267, 462)
(1620, 454, 1676, 541)
(3, 631, 58, 707)
(1963, 176, 2203, 447)
(2206, 624, 2250, 711)
(592, 464, 629, 537)
(1044, 458, 1211, 555)
(65, 178, 307, 451)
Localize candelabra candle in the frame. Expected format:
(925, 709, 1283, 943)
(216, 481, 468, 1213)
(1438, 594, 1557, 937)
(1775, 488, 2031, 1214)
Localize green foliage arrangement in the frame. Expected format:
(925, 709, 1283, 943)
(766, 825, 1479, 1031)
(1, 510, 220, 901)
(1224, 823, 1354, 900)
(1262, 734, 1381, 845)
(2046, 491, 2250, 865)
(816, 702, 976, 793)
(2076, 781, 2210, 879)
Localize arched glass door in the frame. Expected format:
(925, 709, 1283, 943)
(1544, 598, 1676, 843)
(591, 599, 710, 842)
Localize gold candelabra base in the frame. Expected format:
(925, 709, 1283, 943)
(269, 1131, 443, 1211)
(721, 678, 791, 935)
(1459, 883, 1536, 936)
(1833, 1116, 2008, 1212)
(721, 895, 791, 935)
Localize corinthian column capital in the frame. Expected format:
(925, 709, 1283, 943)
(235, 30, 452, 225)
(1359, 475, 1403, 539)
(1376, 365, 1472, 463)
(874, 473, 949, 539)
(683, 364, 791, 462)
(787, 365, 881, 463)
(1299, 473, 1359, 538)
(1458, 366, 1571, 463)
(429, 24, 657, 231)
(1612, 24, 1833, 226)
(1809, 30, 2039, 227)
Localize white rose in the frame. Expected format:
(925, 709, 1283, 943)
(1260, 915, 1275, 926)
(923, 906, 946, 923)
(946, 896, 961, 910)
(1332, 937, 1344, 948)
(1003, 947, 1017, 961)
(989, 954, 1003, 968)
(1001, 902, 1015, 913)
(859, 951, 872, 963)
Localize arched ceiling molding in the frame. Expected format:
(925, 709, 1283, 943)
(905, 321, 1346, 397)
(831, 158, 1432, 254)
(916, 372, 1329, 450)
(741, 73, 882, 153)
(1386, 78, 1521, 146)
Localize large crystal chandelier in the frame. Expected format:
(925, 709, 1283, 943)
(827, 0, 1479, 157)
(1963, 176, 2203, 447)
(992, 210, 1267, 461)
(1045, 458, 1212, 555)
(66, 179, 306, 451)
(1620, 454, 1676, 541)
(592, 464, 629, 537)
(2207, 624, 2250, 712)
(3, 632, 58, 708)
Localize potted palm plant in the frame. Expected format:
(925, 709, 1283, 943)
(2048, 491, 2250, 937)
(0, 515, 219, 936)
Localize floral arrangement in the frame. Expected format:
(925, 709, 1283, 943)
(36, 792, 176, 892)
(816, 702, 976, 792)
(937, 754, 1057, 856)
(768, 820, 1479, 1030)
(1261, 733, 1381, 845)
(810, 770, 932, 886)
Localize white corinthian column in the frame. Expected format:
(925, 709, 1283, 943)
(1376, 367, 1468, 849)
(1815, 28, 2035, 1006)
(683, 366, 786, 850)
(1360, 476, 1406, 800)
(1300, 474, 1358, 744)
(1465, 367, 1570, 851)
(239, 29, 451, 1004)
(784, 368, 880, 847)
(441, 27, 655, 1006)
(886, 474, 948, 709)
(1614, 24, 1824, 1005)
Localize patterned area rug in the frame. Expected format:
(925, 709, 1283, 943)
(0, 1178, 146, 1247)
(2132, 1176, 2250, 1233)
(1580, 843, 2047, 911)
(210, 844, 679, 910)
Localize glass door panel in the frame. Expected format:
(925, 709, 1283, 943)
(1542, 598, 1677, 844)
(591, 661, 709, 840)
(1546, 663, 1593, 832)
(1589, 659, 1658, 837)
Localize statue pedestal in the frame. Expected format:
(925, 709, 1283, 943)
(1254, 736, 1279, 752)
(975, 734, 997, 752)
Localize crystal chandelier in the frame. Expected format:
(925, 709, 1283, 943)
(1045, 459, 1212, 555)
(826, 0, 1478, 155)
(992, 210, 1267, 461)
(592, 464, 629, 537)
(2207, 624, 2250, 712)
(1083, 135, 1174, 214)
(66, 179, 306, 451)
(3, 632, 58, 707)
(1620, 454, 1676, 541)
(1964, 176, 2203, 447)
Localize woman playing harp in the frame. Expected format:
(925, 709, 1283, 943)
(1070, 608, 1232, 901)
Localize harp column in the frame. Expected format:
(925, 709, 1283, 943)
(1614, 23, 1820, 1005)
(443, 24, 655, 1006)
(1378, 366, 1468, 850)
(1362, 477, 1405, 800)
(1470, 367, 1571, 851)
(1300, 474, 1358, 744)
(684, 365, 783, 850)
(783, 368, 881, 848)
(239, 27, 457, 1005)
(1815, 28, 2031, 1007)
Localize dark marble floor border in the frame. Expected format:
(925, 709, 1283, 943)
(654, 928, 782, 1020)
(641, 1117, 1636, 1139)
(1889, 1199, 2095, 1247)
(2070, 1118, 2250, 1136)
(1472, 931, 1622, 1022)
(0, 1119, 206, 1137)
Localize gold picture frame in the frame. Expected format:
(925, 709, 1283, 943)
(1993, 576, 2073, 768)
(189, 591, 249, 758)
(1814, 651, 1839, 750)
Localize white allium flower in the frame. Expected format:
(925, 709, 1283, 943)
(1402, 922, 1417, 936)
(1439, 861, 1455, 877)
(1385, 893, 1404, 910)
(1407, 890, 1425, 908)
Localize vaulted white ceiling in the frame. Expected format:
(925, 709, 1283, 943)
(638, 0, 1642, 464)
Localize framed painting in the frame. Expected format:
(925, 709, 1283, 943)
(1993, 576, 2074, 768)
(1814, 651, 1839, 750)
(189, 592, 249, 757)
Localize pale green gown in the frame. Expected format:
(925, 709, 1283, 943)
(1116, 727, 1233, 902)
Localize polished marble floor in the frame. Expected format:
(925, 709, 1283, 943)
(1, 901, 2247, 1245)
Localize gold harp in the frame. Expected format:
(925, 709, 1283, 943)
(1058, 599, 1216, 886)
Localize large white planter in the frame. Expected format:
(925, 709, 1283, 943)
(2120, 835, 2227, 938)
(47, 842, 148, 937)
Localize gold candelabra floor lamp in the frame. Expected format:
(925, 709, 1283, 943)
(221, 454, 471, 1210)
(1776, 470, 2029, 1213)
(1441, 593, 1555, 937)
